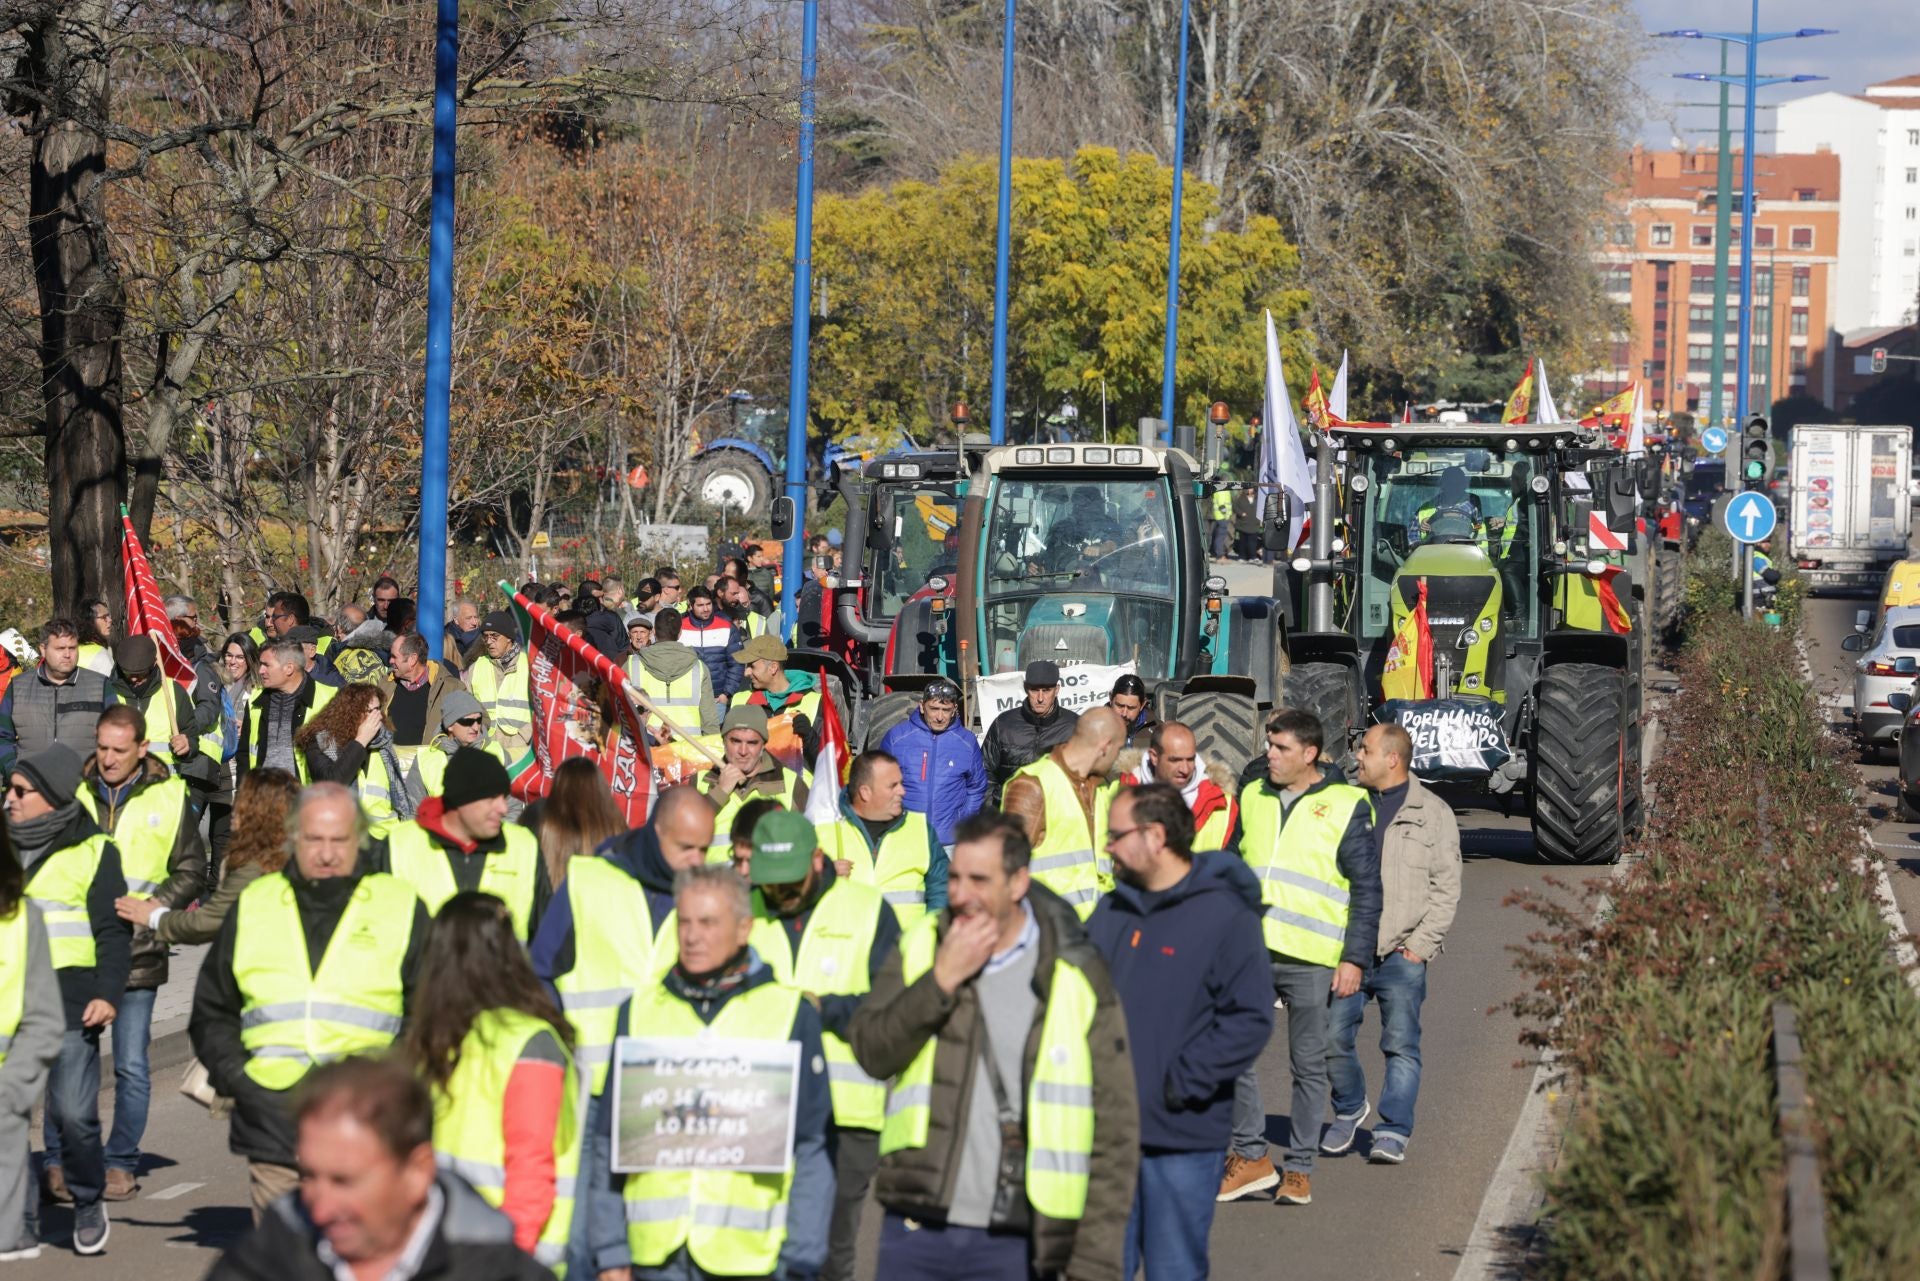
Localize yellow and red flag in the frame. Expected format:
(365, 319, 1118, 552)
(1380, 578, 1435, 700)
(1502, 359, 1536, 425)
(1580, 386, 1636, 430)
(1595, 567, 1633, 634)
(1304, 368, 1330, 433)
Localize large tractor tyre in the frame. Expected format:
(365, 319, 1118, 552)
(1623, 680, 1646, 834)
(1531, 662, 1628, 865)
(1163, 689, 1262, 778)
(1280, 661, 1364, 769)
(691, 449, 772, 520)
(861, 691, 920, 752)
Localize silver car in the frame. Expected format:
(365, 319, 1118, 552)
(1843, 604, 1920, 756)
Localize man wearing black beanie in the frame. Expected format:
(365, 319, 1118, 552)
(378, 746, 550, 941)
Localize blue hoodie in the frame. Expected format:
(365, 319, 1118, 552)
(877, 707, 988, 846)
(1085, 850, 1274, 1151)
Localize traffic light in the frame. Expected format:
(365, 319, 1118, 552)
(1872, 347, 1889, 373)
(1742, 415, 1770, 489)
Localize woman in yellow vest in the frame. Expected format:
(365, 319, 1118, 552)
(294, 683, 413, 837)
(405, 891, 579, 1272)
(0, 807, 68, 1261)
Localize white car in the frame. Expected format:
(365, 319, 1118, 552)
(1844, 603, 1920, 756)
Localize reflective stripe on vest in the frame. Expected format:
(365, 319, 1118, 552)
(353, 749, 402, 837)
(558, 858, 667, 1094)
(232, 872, 415, 1090)
(26, 834, 111, 968)
(700, 768, 804, 864)
(387, 822, 540, 940)
(1235, 782, 1370, 966)
(623, 982, 801, 1275)
(246, 683, 339, 779)
(881, 914, 1098, 1219)
(629, 660, 706, 713)
(1012, 758, 1114, 920)
(431, 1007, 580, 1274)
(749, 880, 887, 1129)
(77, 775, 186, 900)
(817, 814, 931, 928)
(469, 658, 531, 734)
(0, 907, 27, 1067)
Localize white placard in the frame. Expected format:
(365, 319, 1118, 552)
(609, 1035, 800, 1174)
(976, 661, 1138, 738)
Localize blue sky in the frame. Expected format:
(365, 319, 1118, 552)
(1632, 0, 1919, 147)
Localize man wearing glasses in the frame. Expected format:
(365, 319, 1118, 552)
(403, 692, 500, 807)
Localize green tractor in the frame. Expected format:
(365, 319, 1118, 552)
(1284, 422, 1648, 864)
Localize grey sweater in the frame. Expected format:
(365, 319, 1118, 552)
(0, 906, 67, 1115)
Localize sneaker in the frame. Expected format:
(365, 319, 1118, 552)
(102, 1170, 137, 1202)
(1216, 1153, 1280, 1202)
(1276, 1170, 1313, 1204)
(0, 1238, 40, 1262)
(40, 1166, 70, 1206)
(72, 1203, 107, 1256)
(1320, 1100, 1371, 1154)
(1369, 1132, 1409, 1164)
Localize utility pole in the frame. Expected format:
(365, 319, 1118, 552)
(1709, 42, 1733, 433)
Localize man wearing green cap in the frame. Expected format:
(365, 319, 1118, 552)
(729, 635, 826, 761)
(742, 810, 900, 1281)
(696, 704, 808, 863)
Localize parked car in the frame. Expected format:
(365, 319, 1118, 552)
(1843, 603, 1920, 757)
(1896, 687, 1920, 818)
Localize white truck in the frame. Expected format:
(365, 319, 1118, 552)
(1788, 424, 1913, 592)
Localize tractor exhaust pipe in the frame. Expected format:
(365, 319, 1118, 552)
(1306, 429, 1336, 633)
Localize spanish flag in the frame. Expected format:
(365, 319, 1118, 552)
(1580, 386, 1636, 430)
(1381, 577, 1435, 700)
(1596, 567, 1633, 634)
(1502, 359, 1535, 425)
(1304, 368, 1330, 433)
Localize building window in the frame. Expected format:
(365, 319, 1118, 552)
(1650, 223, 1674, 247)
(1610, 341, 1631, 367)
(1599, 264, 1631, 293)
(1688, 343, 1714, 361)
(1909, 168, 1919, 184)
(1796, 189, 1818, 202)
(1911, 129, 1920, 145)
(1789, 226, 1814, 250)
(1753, 225, 1776, 249)
(1757, 273, 1774, 298)
(1791, 347, 1809, 372)
(1691, 225, 1714, 247)
(1791, 309, 1809, 336)
(1909, 207, 1919, 221)
(1689, 264, 1716, 291)
(1612, 223, 1634, 245)
(1689, 305, 1717, 325)
(1792, 267, 1810, 298)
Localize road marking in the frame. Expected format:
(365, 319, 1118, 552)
(145, 1181, 203, 1201)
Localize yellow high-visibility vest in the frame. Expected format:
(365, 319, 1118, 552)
(245, 683, 339, 778)
(816, 813, 932, 926)
(1011, 757, 1114, 919)
(469, 655, 532, 741)
(0, 906, 30, 1066)
(1235, 781, 1370, 966)
(386, 822, 540, 941)
(697, 767, 805, 864)
(26, 834, 111, 969)
(77, 775, 187, 898)
(556, 857, 673, 1094)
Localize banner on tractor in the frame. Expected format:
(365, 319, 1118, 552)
(977, 661, 1137, 739)
(1376, 698, 1511, 781)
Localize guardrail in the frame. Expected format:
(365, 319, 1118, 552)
(1769, 1001, 1831, 1281)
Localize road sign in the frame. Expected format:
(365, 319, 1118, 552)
(1721, 491, 1777, 544)
(1701, 426, 1728, 453)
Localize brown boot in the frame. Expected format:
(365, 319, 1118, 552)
(1276, 1170, 1312, 1205)
(40, 1165, 71, 1205)
(1216, 1153, 1279, 1202)
(103, 1169, 137, 1201)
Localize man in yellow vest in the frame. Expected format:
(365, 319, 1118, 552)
(1210, 483, 1234, 560)
(65, 707, 203, 1202)
(4, 743, 130, 1253)
(1001, 705, 1127, 919)
(698, 705, 809, 862)
(238, 640, 337, 782)
(190, 781, 431, 1222)
(817, 750, 947, 925)
(1216, 708, 1381, 1208)
(380, 747, 549, 941)
(530, 784, 717, 1278)
(578, 862, 833, 1281)
(739, 810, 901, 1281)
(103, 636, 206, 781)
(849, 810, 1138, 1279)
(468, 612, 533, 765)
(628, 608, 719, 738)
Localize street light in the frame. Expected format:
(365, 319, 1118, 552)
(1157, 0, 1194, 448)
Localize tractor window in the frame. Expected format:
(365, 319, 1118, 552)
(980, 475, 1177, 678)
(871, 488, 959, 617)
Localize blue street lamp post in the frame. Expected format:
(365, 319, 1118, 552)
(986, 0, 1017, 446)
(780, 0, 822, 639)
(1156, 0, 1193, 448)
(416, 0, 458, 661)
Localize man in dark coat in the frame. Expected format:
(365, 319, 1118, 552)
(980, 660, 1079, 795)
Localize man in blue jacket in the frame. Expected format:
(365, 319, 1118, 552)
(1087, 782, 1273, 1280)
(877, 679, 986, 855)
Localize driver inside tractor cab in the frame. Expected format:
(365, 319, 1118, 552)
(1415, 466, 1485, 546)
(1048, 486, 1125, 568)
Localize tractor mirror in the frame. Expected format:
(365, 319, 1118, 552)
(1263, 493, 1290, 552)
(868, 506, 894, 551)
(1605, 474, 1637, 532)
(770, 496, 796, 541)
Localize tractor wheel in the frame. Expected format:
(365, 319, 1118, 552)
(1163, 689, 1262, 778)
(861, 691, 920, 752)
(1280, 661, 1364, 767)
(1531, 662, 1628, 864)
(691, 449, 771, 519)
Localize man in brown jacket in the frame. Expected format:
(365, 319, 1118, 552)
(1323, 722, 1461, 1165)
(849, 810, 1138, 1281)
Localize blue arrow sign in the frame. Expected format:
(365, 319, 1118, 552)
(1701, 426, 1728, 453)
(1721, 491, 1777, 544)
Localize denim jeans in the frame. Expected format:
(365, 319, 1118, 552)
(876, 1213, 1034, 1281)
(42, 1027, 104, 1208)
(44, 987, 155, 1176)
(1229, 959, 1332, 1174)
(1328, 951, 1428, 1138)
(1125, 1148, 1225, 1279)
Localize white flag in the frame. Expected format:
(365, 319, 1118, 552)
(1536, 358, 1561, 424)
(1262, 310, 1314, 550)
(1329, 351, 1350, 421)
(1626, 382, 1647, 457)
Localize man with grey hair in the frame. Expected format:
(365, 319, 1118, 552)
(237, 640, 337, 781)
(443, 598, 483, 674)
(580, 858, 833, 1280)
(163, 596, 229, 777)
(189, 781, 431, 1218)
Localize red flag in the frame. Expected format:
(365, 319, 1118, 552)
(1595, 568, 1633, 634)
(119, 507, 195, 691)
(500, 583, 655, 826)
(1402, 401, 1413, 424)
(803, 687, 851, 827)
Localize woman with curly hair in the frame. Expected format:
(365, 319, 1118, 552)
(294, 682, 413, 835)
(117, 768, 299, 947)
(405, 891, 577, 1265)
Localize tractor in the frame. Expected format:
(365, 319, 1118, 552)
(1282, 421, 1652, 864)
